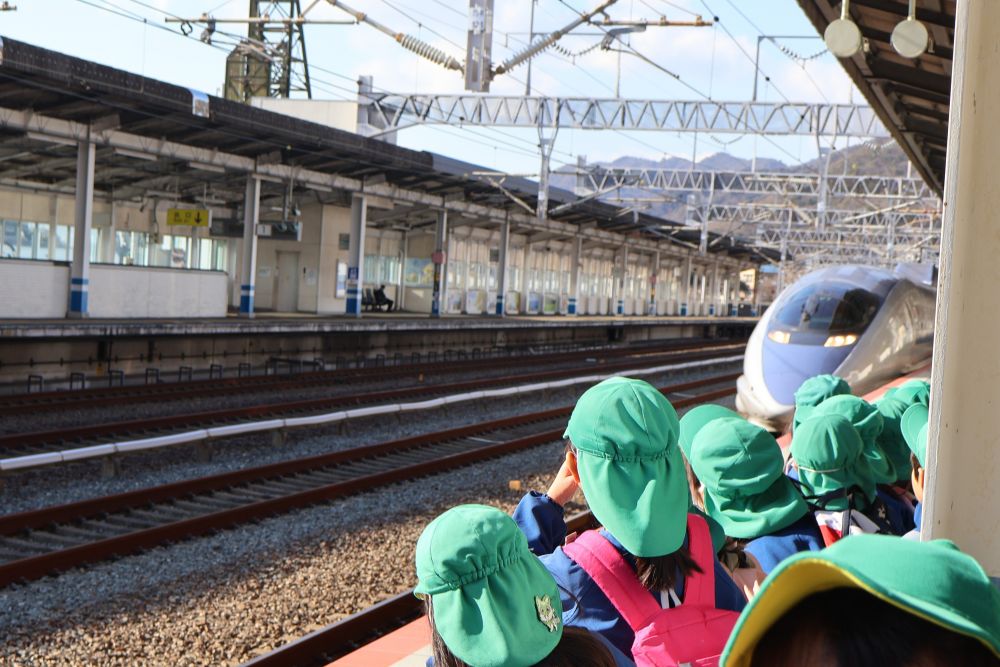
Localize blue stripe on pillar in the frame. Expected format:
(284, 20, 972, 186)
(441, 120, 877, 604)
(495, 293, 505, 315)
(567, 297, 577, 315)
(69, 288, 88, 314)
(616, 299, 624, 315)
(70, 277, 90, 285)
(346, 286, 360, 315)
(239, 284, 255, 315)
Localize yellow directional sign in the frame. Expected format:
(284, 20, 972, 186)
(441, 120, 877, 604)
(167, 208, 211, 227)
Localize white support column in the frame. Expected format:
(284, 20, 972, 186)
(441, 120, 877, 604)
(68, 136, 96, 318)
(346, 194, 367, 317)
(711, 260, 720, 316)
(923, 0, 1000, 580)
(568, 235, 582, 316)
(239, 176, 261, 317)
(100, 201, 117, 264)
(431, 209, 448, 317)
(398, 230, 408, 312)
(615, 246, 628, 316)
(649, 251, 660, 316)
(682, 255, 693, 316)
(494, 218, 510, 316)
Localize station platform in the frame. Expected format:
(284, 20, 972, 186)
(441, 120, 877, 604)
(0, 312, 759, 339)
(331, 367, 930, 667)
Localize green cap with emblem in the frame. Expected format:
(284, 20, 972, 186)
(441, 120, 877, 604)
(690, 417, 809, 539)
(415, 504, 563, 667)
(901, 403, 929, 467)
(721, 535, 1000, 666)
(792, 374, 851, 431)
(812, 394, 893, 486)
(564, 376, 688, 557)
(790, 413, 875, 510)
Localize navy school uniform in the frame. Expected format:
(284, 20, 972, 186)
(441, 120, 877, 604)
(513, 492, 746, 658)
(742, 512, 824, 573)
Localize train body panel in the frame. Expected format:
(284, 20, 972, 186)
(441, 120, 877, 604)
(737, 265, 936, 431)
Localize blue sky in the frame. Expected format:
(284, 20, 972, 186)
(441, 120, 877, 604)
(1, 0, 867, 175)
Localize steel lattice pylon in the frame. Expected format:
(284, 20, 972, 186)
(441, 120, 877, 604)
(224, 1, 312, 101)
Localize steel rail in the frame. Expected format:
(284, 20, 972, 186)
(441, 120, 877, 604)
(0, 378, 735, 588)
(0, 344, 743, 456)
(239, 512, 600, 667)
(0, 339, 732, 415)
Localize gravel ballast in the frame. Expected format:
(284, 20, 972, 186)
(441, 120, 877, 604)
(0, 442, 581, 666)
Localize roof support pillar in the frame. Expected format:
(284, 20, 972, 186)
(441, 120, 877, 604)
(924, 0, 1000, 580)
(568, 235, 582, 316)
(239, 176, 261, 318)
(494, 217, 509, 316)
(682, 255, 693, 316)
(346, 194, 367, 317)
(649, 251, 660, 316)
(431, 209, 448, 318)
(68, 136, 96, 319)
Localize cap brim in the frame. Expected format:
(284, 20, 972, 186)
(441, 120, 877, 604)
(679, 404, 742, 459)
(577, 452, 689, 558)
(722, 555, 999, 667)
(901, 404, 929, 463)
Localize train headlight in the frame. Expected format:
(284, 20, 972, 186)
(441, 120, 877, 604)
(823, 334, 858, 347)
(768, 330, 791, 344)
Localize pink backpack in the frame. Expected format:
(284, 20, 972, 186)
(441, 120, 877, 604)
(562, 514, 739, 667)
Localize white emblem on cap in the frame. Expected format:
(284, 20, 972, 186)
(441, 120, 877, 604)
(535, 595, 560, 632)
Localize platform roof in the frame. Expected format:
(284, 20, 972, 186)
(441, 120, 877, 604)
(0, 37, 777, 262)
(796, 0, 955, 196)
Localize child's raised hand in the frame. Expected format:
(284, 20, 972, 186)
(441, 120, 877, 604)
(546, 458, 579, 507)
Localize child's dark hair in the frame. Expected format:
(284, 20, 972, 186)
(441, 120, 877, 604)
(426, 599, 618, 667)
(634, 545, 702, 592)
(751, 588, 1000, 667)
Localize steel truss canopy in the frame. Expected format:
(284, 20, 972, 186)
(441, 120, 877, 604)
(796, 0, 956, 195)
(578, 167, 936, 199)
(0, 37, 775, 263)
(362, 94, 891, 137)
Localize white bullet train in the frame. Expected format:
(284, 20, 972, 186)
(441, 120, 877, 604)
(737, 264, 937, 431)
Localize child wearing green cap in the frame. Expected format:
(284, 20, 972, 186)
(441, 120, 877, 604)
(791, 374, 851, 432)
(513, 377, 746, 659)
(901, 403, 930, 541)
(719, 535, 1000, 667)
(789, 413, 886, 544)
(809, 394, 914, 535)
(414, 504, 629, 667)
(685, 416, 824, 575)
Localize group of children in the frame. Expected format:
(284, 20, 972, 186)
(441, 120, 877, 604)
(412, 375, 1000, 666)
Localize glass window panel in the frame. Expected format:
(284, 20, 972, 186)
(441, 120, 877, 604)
(3, 221, 17, 258)
(37, 225, 50, 260)
(18, 222, 35, 259)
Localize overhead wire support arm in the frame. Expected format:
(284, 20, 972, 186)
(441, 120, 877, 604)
(493, 0, 619, 76)
(323, 0, 464, 72)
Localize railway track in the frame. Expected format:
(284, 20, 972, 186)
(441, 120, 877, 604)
(0, 338, 737, 416)
(0, 374, 736, 589)
(240, 511, 600, 667)
(0, 343, 744, 458)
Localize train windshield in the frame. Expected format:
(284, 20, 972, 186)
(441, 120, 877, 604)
(773, 282, 882, 333)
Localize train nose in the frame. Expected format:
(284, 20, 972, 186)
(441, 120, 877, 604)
(761, 338, 853, 405)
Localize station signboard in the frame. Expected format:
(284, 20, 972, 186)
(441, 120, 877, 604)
(167, 208, 211, 227)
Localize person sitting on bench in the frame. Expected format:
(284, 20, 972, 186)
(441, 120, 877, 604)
(374, 284, 394, 311)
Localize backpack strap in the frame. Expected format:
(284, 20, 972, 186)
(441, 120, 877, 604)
(680, 513, 716, 607)
(562, 531, 662, 631)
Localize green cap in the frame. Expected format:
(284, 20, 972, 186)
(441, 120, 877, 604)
(892, 379, 931, 408)
(564, 376, 687, 557)
(792, 374, 851, 430)
(813, 395, 894, 485)
(790, 413, 875, 510)
(901, 403, 929, 467)
(415, 505, 564, 667)
(874, 395, 913, 480)
(721, 535, 1000, 666)
(690, 418, 808, 540)
(679, 403, 741, 460)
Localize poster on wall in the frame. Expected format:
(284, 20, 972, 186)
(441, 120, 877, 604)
(335, 261, 347, 298)
(465, 289, 486, 314)
(543, 294, 558, 315)
(527, 292, 542, 314)
(404, 258, 434, 287)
